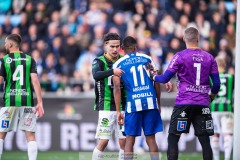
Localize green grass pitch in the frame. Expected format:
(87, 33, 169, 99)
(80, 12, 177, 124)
(2, 151, 224, 160)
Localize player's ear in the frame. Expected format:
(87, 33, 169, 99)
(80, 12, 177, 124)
(183, 36, 186, 42)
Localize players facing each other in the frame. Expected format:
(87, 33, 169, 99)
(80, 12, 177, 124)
(92, 33, 126, 160)
(144, 27, 221, 160)
(211, 56, 234, 160)
(0, 34, 44, 160)
(113, 36, 172, 160)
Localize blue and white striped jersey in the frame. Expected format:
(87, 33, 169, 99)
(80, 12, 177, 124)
(113, 52, 158, 113)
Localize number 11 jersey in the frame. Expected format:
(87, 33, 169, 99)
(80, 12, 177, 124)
(0, 52, 37, 107)
(167, 48, 219, 107)
(113, 52, 158, 113)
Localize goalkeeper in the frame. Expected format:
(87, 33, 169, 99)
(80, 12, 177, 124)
(144, 27, 221, 160)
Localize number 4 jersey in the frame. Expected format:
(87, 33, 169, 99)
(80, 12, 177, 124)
(167, 48, 219, 107)
(0, 52, 37, 107)
(113, 52, 158, 113)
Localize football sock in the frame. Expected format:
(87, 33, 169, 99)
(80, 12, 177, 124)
(0, 139, 4, 159)
(92, 147, 103, 160)
(211, 136, 219, 160)
(198, 136, 213, 160)
(223, 135, 233, 160)
(28, 141, 38, 160)
(118, 149, 124, 160)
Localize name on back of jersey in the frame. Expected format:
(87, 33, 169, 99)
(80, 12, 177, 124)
(8, 89, 29, 96)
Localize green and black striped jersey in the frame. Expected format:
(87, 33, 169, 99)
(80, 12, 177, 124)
(92, 54, 126, 111)
(0, 52, 37, 107)
(210, 72, 234, 112)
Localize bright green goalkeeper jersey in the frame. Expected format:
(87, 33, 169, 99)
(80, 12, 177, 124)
(210, 72, 234, 112)
(0, 52, 37, 107)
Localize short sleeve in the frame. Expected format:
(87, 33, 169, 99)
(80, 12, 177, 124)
(167, 53, 181, 73)
(0, 59, 6, 77)
(30, 58, 38, 74)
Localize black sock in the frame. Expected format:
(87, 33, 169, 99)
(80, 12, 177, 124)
(167, 133, 180, 160)
(198, 135, 213, 160)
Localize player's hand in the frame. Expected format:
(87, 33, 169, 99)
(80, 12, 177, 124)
(143, 62, 157, 81)
(113, 67, 124, 77)
(35, 102, 44, 118)
(117, 112, 124, 125)
(165, 82, 173, 92)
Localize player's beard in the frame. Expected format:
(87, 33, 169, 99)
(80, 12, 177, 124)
(5, 48, 10, 54)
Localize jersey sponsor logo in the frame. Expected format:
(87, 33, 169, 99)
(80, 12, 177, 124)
(132, 92, 153, 100)
(169, 55, 179, 68)
(1, 120, 9, 128)
(123, 57, 148, 66)
(24, 118, 32, 126)
(180, 111, 187, 117)
(7, 89, 29, 96)
(6, 57, 29, 64)
(24, 108, 33, 113)
(100, 118, 109, 127)
(177, 121, 187, 131)
(185, 85, 209, 93)
(206, 120, 213, 129)
(202, 108, 210, 114)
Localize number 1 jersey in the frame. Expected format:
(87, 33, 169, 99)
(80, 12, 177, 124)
(113, 52, 158, 113)
(167, 48, 219, 107)
(0, 52, 37, 107)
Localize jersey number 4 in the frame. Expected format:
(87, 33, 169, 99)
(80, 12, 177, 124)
(13, 65, 24, 86)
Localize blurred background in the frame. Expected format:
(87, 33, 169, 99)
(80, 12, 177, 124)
(0, 0, 236, 159)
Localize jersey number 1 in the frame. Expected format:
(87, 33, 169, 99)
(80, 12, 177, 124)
(13, 65, 23, 86)
(194, 63, 201, 85)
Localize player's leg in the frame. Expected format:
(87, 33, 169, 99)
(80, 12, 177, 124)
(18, 107, 38, 160)
(0, 107, 18, 159)
(211, 112, 221, 160)
(92, 111, 114, 160)
(193, 107, 214, 160)
(115, 111, 125, 160)
(221, 113, 234, 160)
(124, 111, 142, 160)
(167, 133, 180, 160)
(25, 131, 38, 160)
(167, 106, 191, 160)
(143, 109, 163, 160)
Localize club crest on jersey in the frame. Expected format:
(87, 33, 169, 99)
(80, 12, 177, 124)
(177, 121, 187, 131)
(180, 111, 187, 117)
(202, 108, 210, 114)
(1, 120, 9, 128)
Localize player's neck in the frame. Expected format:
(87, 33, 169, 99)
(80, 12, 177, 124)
(104, 53, 119, 62)
(9, 49, 21, 53)
(186, 43, 199, 49)
(218, 67, 225, 72)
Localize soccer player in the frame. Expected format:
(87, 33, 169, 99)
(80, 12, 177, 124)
(144, 27, 221, 160)
(92, 33, 126, 160)
(211, 56, 234, 160)
(0, 34, 44, 160)
(113, 36, 171, 160)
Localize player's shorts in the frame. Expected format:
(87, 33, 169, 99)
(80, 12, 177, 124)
(212, 112, 234, 134)
(0, 107, 37, 132)
(169, 105, 214, 136)
(95, 110, 125, 139)
(124, 109, 163, 136)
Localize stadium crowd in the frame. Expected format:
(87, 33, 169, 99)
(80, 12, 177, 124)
(0, 0, 236, 93)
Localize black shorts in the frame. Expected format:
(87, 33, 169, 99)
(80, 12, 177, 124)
(168, 105, 214, 136)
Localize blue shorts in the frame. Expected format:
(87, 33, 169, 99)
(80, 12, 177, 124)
(124, 109, 163, 136)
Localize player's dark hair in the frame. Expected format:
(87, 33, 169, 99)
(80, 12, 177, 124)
(103, 33, 121, 44)
(184, 27, 199, 43)
(122, 36, 137, 48)
(7, 34, 22, 47)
